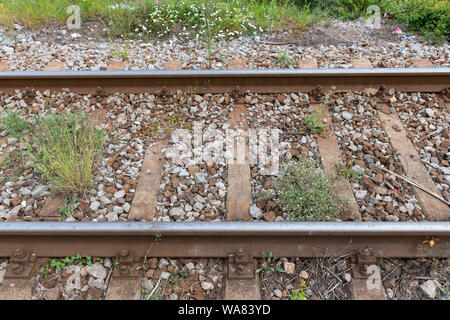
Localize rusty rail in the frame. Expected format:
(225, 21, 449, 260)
(0, 222, 449, 259)
(0, 68, 449, 262)
(0, 68, 448, 94)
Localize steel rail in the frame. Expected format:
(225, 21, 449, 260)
(1, 222, 449, 258)
(0, 68, 449, 93)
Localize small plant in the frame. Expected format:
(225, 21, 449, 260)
(0, 149, 24, 171)
(304, 111, 325, 134)
(49, 258, 66, 271)
(290, 280, 308, 300)
(255, 251, 284, 275)
(437, 286, 450, 301)
(1, 111, 30, 138)
(58, 196, 78, 221)
(337, 164, 362, 181)
(143, 234, 163, 267)
(373, 104, 383, 111)
(110, 39, 131, 59)
(43, 253, 94, 277)
(273, 52, 294, 65)
(303, 86, 335, 134)
(264, 158, 347, 221)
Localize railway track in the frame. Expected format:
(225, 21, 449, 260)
(0, 60, 449, 300)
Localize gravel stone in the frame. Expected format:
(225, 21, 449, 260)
(90, 201, 100, 211)
(342, 111, 353, 120)
(169, 207, 184, 219)
(194, 173, 207, 184)
(249, 204, 262, 219)
(105, 212, 119, 221)
(31, 185, 48, 198)
(114, 190, 125, 199)
(201, 282, 213, 290)
(274, 289, 283, 298)
(87, 263, 107, 280)
(186, 263, 195, 270)
(419, 280, 436, 299)
(354, 190, 368, 200)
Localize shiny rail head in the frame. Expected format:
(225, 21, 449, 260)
(0, 68, 449, 78)
(0, 221, 449, 236)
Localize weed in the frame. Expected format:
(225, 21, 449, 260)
(263, 158, 347, 221)
(273, 52, 294, 65)
(43, 253, 94, 277)
(25, 112, 104, 195)
(58, 196, 78, 221)
(437, 286, 450, 300)
(290, 279, 308, 300)
(303, 86, 335, 134)
(337, 164, 362, 181)
(143, 234, 162, 267)
(1, 111, 30, 138)
(0, 150, 26, 182)
(110, 38, 131, 59)
(373, 104, 383, 111)
(303, 111, 325, 134)
(255, 251, 284, 275)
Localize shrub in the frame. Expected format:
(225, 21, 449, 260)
(383, 0, 449, 44)
(264, 158, 346, 221)
(25, 112, 103, 195)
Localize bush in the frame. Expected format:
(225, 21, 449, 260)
(383, 0, 449, 44)
(294, 0, 449, 44)
(264, 158, 346, 221)
(24, 112, 104, 195)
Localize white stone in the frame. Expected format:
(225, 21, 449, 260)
(90, 201, 100, 211)
(105, 212, 119, 221)
(186, 262, 195, 270)
(420, 280, 436, 299)
(274, 289, 283, 298)
(99, 196, 111, 205)
(194, 173, 207, 184)
(169, 207, 184, 219)
(92, 278, 105, 290)
(32, 185, 48, 198)
(87, 263, 107, 280)
(160, 271, 171, 280)
(283, 262, 295, 274)
(122, 202, 131, 213)
(201, 282, 213, 290)
(425, 108, 434, 117)
(113, 206, 123, 214)
(193, 202, 204, 212)
(114, 190, 126, 199)
(354, 190, 368, 200)
(342, 111, 353, 120)
(249, 204, 262, 219)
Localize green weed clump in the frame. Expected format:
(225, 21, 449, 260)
(264, 158, 346, 221)
(1, 111, 104, 195)
(25, 112, 103, 195)
(1, 111, 31, 138)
